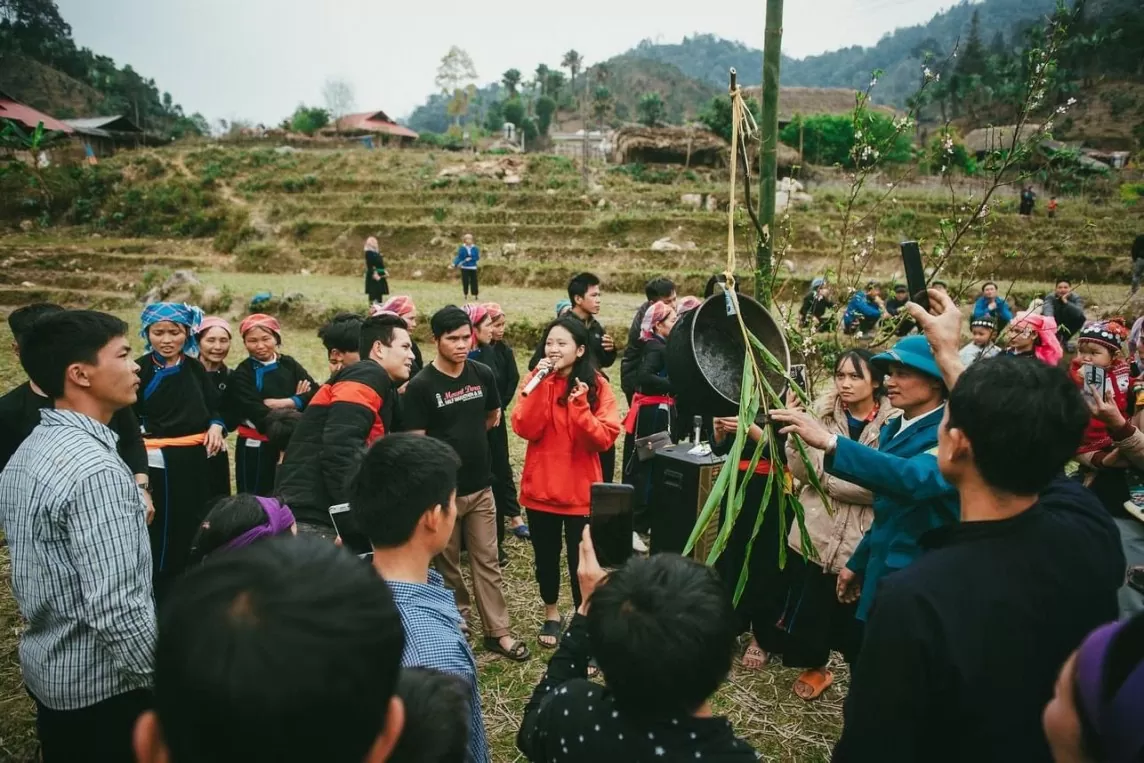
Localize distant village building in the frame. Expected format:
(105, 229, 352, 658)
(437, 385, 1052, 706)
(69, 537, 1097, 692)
(63, 115, 145, 157)
(0, 89, 74, 136)
(550, 129, 612, 162)
(330, 109, 419, 146)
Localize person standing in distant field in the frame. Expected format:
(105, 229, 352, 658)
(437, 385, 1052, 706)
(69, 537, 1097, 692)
(1131, 233, 1144, 294)
(364, 236, 389, 307)
(451, 233, 481, 301)
(0, 311, 155, 763)
(1020, 185, 1037, 216)
(1047, 196, 1058, 218)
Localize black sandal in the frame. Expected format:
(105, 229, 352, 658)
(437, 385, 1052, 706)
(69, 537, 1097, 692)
(538, 618, 563, 649)
(483, 636, 531, 662)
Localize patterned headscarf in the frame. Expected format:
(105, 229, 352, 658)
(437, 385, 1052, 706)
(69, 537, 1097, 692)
(374, 295, 415, 318)
(239, 313, 282, 342)
(640, 301, 676, 341)
(364, 236, 379, 252)
(196, 316, 232, 339)
(677, 296, 702, 314)
(1011, 311, 1062, 367)
(140, 302, 203, 356)
(483, 302, 505, 321)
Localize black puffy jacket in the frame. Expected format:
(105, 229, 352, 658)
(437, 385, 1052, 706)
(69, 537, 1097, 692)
(276, 360, 398, 529)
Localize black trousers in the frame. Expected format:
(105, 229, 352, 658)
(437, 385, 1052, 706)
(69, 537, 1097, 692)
(461, 268, 479, 297)
(235, 437, 280, 497)
(149, 445, 211, 601)
(207, 449, 231, 501)
(771, 553, 863, 668)
(33, 688, 152, 763)
(528, 509, 588, 608)
(599, 444, 615, 483)
(488, 415, 521, 555)
(716, 470, 793, 639)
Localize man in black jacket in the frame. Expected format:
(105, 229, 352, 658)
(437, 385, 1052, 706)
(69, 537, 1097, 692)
(833, 291, 1125, 763)
(277, 313, 415, 537)
(620, 276, 676, 405)
(529, 272, 619, 481)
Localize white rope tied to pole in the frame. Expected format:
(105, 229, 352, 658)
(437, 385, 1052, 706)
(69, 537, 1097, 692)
(724, 73, 759, 290)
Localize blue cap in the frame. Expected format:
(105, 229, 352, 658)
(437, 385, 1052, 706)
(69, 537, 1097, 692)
(871, 335, 942, 380)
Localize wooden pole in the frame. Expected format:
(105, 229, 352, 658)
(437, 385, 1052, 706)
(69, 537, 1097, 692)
(755, 0, 784, 306)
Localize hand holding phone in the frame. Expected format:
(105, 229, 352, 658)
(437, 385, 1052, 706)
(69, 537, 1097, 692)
(901, 241, 929, 313)
(590, 483, 635, 569)
(328, 503, 373, 559)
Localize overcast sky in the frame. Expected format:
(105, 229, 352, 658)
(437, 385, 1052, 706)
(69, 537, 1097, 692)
(56, 0, 964, 125)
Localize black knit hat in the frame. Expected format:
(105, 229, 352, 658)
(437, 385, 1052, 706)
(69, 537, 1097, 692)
(1078, 319, 1128, 354)
(970, 317, 997, 332)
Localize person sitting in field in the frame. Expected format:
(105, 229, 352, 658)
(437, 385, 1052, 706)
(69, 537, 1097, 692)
(188, 494, 297, 563)
(318, 312, 364, 378)
(1043, 279, 1086, 347)
(799, 278, 836, 333)
(133, 536, 406, 763)
(1043, 612, 1144, 763)
(517, 543, 757, 762)
(972, 282, 1013, 332)
(884, 284, 916, 337)
(843, 282, 886, 336)
(390, 667, 472, 763)
(959, 317, 1002, 366)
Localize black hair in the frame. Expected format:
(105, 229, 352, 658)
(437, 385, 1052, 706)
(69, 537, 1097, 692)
(893, 283, 908, 292)
(1057, 278, 1071, 287)
(567, 272, 601, 305)
(982, 281, 998, 291)
(189, 494, 276, 563)
(389, 667, 471, 763)
(834, 348, 885, 398)
(865, 280, 880, 289)
(587, 553, 736, 719)
(644, 277, 676, 303)
(947, 355, 1087, 494)
(318, 313, 364, 354)
(154, 535, 404, 763)
(703, 273, 741, 298)
(430, 306, 471, 339)
(19, 310, 129, 400)
(8, 302, 64, 348)
(350, 433, 460, 548)
(358, 312, 410, 357)
(265, 409, 302, 453)
(1074, 611, 1144, 761)
(540, 317, 601, 408)
(933, 280, 948, 289)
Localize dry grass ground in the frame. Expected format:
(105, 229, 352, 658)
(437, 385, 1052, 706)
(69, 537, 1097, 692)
(0, 277, 844, 763)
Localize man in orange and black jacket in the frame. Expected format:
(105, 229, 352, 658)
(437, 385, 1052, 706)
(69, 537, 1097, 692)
(276, 313, 417, 537)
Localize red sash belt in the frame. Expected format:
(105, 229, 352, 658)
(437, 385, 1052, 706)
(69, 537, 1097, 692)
(236, 425, 268, 442)
(623, 393, 675, 435)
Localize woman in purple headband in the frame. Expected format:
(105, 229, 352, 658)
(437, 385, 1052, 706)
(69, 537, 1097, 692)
(1043, 612, 1144, 763)
(189, 495, 297, 563)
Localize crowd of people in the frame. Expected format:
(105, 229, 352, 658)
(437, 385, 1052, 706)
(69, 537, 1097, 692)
(2, 257, 1144, 763)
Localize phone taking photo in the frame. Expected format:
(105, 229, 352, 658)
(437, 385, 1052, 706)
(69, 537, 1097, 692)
(1082, 363, 1108, 403)
(788, 363, 807, 400)
(590, 483, 635, 569)
(901, 240, 929, 313)
(328, 503, 373, 559)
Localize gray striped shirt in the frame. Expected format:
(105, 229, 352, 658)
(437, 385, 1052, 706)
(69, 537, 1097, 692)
(0, 408, 155, 709)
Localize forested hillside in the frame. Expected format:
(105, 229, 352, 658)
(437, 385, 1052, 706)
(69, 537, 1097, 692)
(0, 0, 207, 138)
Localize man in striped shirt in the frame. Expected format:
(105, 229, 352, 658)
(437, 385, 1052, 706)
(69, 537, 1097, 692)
(0, 310, 155, 763)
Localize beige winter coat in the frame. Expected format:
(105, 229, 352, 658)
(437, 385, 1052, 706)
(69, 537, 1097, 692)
(785, 390, 899, 574)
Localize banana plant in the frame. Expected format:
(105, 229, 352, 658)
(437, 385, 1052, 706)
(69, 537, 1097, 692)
(0, 120, 70, 209)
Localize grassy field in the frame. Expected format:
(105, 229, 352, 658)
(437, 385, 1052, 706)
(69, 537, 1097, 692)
(0, 278, 846, 763)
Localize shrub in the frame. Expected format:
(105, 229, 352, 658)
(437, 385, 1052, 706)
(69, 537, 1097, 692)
(1121, 182, 1144, 204)
(637, 93, 666, 127)
(700, 95, 761, 143)
(780, 113, 913, 168)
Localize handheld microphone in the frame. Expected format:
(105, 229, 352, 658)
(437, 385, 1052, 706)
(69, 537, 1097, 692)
(521, 365, 553, 397)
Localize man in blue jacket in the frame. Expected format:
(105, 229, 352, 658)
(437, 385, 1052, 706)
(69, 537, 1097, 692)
(842, 282, 886, 336)
(772, 334, 958, 622)
(971, 281, 1013, 331)
(450, 233, 481, 301)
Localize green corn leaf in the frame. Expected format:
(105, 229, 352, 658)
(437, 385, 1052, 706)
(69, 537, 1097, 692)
(787, 490, 818, 564)
(732, 451, 776, 605)
(705, 357, 760, 565)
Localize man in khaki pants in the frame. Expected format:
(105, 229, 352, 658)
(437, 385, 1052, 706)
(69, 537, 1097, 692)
(401, 306, 531, 662)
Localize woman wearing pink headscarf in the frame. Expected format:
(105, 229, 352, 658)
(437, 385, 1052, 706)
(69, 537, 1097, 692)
(364, 236, 388, 306)
(1008, 311, 1064, 366)
(374, 295, 422, 375)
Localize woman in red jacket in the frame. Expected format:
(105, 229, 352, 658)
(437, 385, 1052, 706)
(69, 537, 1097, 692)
(513, 316, 621, 648)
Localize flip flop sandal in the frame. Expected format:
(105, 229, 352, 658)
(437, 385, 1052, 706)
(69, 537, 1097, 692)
(511, 524, 531, 539)
(538, 618, 564, 649)
(484, 636, 531, 662)
(741, 644, 769, 670)
(792, 669, 834, 701)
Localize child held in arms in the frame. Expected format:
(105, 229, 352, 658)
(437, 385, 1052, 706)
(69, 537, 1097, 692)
(1071, 319, 1133, 477)
(959, 317, 1002, 367)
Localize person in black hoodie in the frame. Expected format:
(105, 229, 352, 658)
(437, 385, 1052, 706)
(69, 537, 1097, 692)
(229, 314, 317, 496)
(483, 303, 529, 560)
(134, 303, 226, 598)
(830, 290, 1125, 763)
(518, 541, 757, 763)
(529, 273, 618, 481)
(620, 277, 676, 405)
(276, 312, 415, 538)
(0, 305, 149, 507)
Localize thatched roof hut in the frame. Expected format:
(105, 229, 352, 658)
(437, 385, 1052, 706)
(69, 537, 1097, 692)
(742, 86, 898, 125)
(612, 125, 727, 167)
(964, 124, 1044, 156)
(611, 125, 802, 169)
